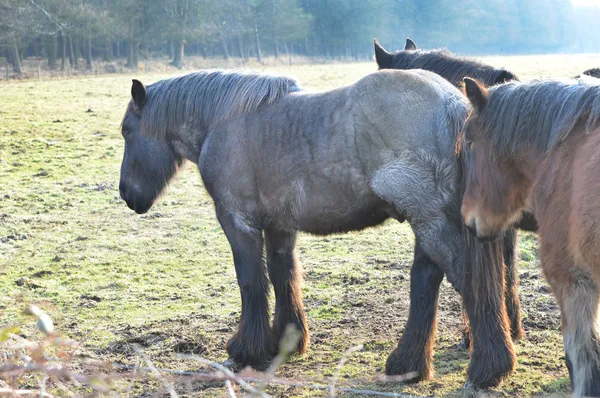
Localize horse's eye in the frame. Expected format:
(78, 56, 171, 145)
(465, 140, 473, 151)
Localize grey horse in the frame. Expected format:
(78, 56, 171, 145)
(118, 69, 514, 389)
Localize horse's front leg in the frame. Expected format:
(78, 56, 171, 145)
(265, 227, 309, 355)
(463, 233, 515, 389)
(386, 238, 444, 382)
(503, 229, 524, 341)
(217, 208, 273, 369)
(460, 229, 523, 350)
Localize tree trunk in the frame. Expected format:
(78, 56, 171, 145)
(73, 36, 80, 68)
(126, 40, 134, 68)
(32, 37, 41, 58)
(9, 39, 23, 75)
(60, 31, 66, 71)
(133, 41, 139, 66)
(103, 42, 112, 61)
(48, 32, 58, 69)
(237, 34, 246, 60)
(168, 40, 174, 59)
(85, 33, 92, 69)
(254, 20, 262, 64)
(114, 41, 120, 59)
(73, 36, 81, 69)
(220, 38, 229, 61)
(68, 35, 75, 66)
(171, 40, 184, 68)
(126, 40, 138, 69)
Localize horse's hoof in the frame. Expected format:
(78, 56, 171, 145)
(222, 358, 243, 372)
(463, 380, 474, 390)
(226, 332, 274, 371)
(467, 341, 515, 389)
(385, 347, 428, 383)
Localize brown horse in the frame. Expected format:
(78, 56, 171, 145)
(460, 76, 600, 397)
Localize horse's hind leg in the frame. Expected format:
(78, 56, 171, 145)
(265, 227, 309, 355)
(550, 263, 600, 397)
(385, 238, 443, 381)
(503, 229, 524, 341)
(216, 209, 273, 369)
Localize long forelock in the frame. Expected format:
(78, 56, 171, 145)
(482, 79, 600, 155)
(137, 70, 302, 138)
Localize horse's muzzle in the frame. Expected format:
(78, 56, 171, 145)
(119, 182, 151, 214)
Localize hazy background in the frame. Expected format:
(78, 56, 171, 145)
(1, 0, 599, 75)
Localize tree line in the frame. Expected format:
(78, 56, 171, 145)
(0, 0, 593, 76)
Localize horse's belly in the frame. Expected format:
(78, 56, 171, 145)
(295, 197, 399, 235)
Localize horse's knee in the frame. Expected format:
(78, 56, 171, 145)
(411, 242, 444, 286)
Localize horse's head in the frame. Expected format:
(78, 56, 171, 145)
(374, 38, 417, 70)
(459, 78, 530, 241)
(119, 79, 181, 214)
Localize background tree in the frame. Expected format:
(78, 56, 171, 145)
(0, 0, 45, 74)
(1, 0, 596, 76)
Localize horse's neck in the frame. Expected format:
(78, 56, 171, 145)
(171, 121, 208, 163)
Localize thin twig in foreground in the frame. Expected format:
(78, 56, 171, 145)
(0, 387, 56, 397)
(225, 379, 237, 398)
(110, 363, 416, 397)
(329, 344, 364, 397)
(125, 359, 140, 398)
(134, 345, 179, 398)
(175, 354, 270, 398)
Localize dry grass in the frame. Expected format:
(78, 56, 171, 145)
(2, 53, 598, 396)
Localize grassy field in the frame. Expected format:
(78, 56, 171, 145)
(2, 53, 600, 397)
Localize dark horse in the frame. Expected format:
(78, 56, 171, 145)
(578, 68, 600, 79)
(460, 76, 600, 397)
(374, 38, 518, 87)
(373, 37, 533, 345)
(119, 69, 514, 389)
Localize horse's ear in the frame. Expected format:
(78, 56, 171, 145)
(404, 38, 417, 51)
(495, 70, 517, 84)
(374, 39, 393, 69)
(463, 78, 488, 112)
(131, 79, 147, 110)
